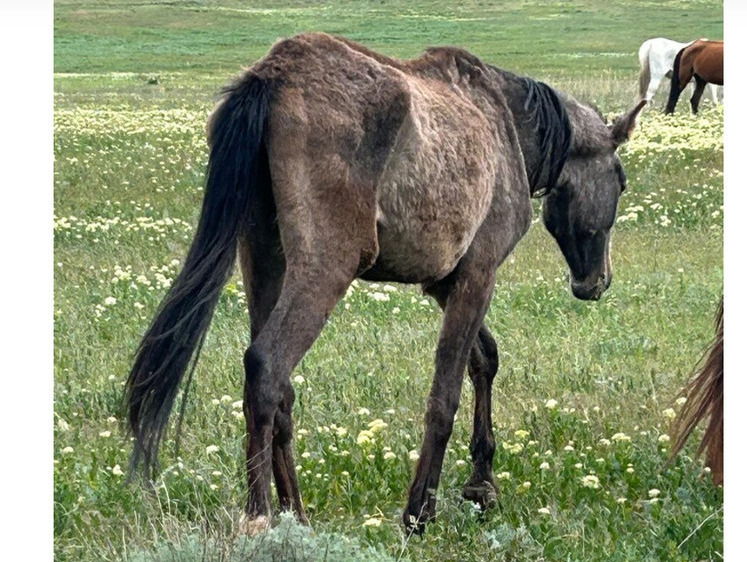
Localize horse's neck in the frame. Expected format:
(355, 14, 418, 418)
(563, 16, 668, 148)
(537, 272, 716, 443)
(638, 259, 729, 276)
(494, 72, 551, 189)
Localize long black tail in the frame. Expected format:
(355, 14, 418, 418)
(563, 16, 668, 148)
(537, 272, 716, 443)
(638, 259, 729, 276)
(665, 48, 685, 114)
(125, 74, 271, 478)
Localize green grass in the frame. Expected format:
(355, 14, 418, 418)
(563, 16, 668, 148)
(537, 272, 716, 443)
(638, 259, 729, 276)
(54, 1, 723, 560)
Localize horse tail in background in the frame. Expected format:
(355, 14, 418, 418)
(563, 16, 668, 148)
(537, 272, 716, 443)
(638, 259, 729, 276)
(669, 298, 723, 486)
(125, 75, 271, 478)
(665, 47, 686, 113)
(638, 42, 651, 100)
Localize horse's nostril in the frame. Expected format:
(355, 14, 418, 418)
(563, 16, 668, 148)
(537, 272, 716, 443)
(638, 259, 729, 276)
(602, 270, 613, 289)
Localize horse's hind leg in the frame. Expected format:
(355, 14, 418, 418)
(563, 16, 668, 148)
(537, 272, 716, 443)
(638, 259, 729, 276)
(241, 250, 364, 533)
(270, 384, 305, 518)
(645, 72, 665, 103)
(462, 325, 500, 509)
(404, 267, 496, 532)
(240, 144, 378, 533)
(239, 224, 308, 524)
(690, 76, 707, 114)
(665, 67, 691, 115)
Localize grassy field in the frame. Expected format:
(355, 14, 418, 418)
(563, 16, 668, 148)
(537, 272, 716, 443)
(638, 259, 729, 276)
(54, 1, 723, 560)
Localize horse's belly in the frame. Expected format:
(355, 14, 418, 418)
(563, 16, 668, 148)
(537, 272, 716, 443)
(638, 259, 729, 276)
(365, 79, 498, 282)
(372, 167, 495, 283)
(369, 218, 476, 282)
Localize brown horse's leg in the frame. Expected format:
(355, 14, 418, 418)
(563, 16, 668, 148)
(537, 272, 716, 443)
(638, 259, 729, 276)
(238, 163, 377, 533)
(690, 76, 707, 115)
(403, 268, 495, 532)
(271, 384, 307, 520)
(241, 255, 359, 533)
(241, 233, 309, 523)
(237, 181, 302, 530)
(240, 235, 307, 523)
(462, 325, 500, 509)
(420, 298, 500, 510)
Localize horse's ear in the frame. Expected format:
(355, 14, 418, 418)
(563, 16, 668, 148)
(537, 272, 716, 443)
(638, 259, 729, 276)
(610, 99, 647, 147)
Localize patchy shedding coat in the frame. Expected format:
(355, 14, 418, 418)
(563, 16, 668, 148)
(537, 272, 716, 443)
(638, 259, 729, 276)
(126, 33, 646, 533)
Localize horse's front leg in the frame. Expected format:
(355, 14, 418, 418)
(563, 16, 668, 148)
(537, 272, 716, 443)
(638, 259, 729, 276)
(462, 325, 500, 510)
(403, 270, 495, 533)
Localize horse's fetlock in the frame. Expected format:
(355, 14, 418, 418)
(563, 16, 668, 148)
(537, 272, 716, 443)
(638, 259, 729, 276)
(470, 434, 496, 462)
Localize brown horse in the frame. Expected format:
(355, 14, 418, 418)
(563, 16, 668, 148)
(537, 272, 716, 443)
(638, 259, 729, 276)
(670, 298, 723, 486)
(665, 39, 723, 114)
(125, 33, 646, 534)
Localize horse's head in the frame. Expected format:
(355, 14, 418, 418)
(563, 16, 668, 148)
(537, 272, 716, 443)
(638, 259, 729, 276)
(542, 100, 646, 301)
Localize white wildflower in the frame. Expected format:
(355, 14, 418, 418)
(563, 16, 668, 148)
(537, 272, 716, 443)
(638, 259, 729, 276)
(581, 474, 600, 489)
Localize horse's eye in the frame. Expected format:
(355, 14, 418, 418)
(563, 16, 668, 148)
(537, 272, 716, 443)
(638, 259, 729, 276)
(615, 163, 627, 193)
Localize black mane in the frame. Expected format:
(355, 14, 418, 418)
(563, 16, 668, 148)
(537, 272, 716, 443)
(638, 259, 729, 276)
(520, 78, 572, 197)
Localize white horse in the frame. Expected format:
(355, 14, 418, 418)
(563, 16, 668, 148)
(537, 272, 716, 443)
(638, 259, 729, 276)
(638, 37, 721, 103)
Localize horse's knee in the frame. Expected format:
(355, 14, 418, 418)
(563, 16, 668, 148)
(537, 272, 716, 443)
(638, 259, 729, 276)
(425, 396, 459, 444)
(470, 329, 499, 383)
(480, 332, 499, 378)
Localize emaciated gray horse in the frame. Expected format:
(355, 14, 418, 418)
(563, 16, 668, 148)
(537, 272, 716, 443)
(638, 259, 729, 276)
(125, 33, 645, 534)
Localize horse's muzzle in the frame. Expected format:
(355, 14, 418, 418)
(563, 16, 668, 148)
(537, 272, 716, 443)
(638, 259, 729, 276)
(570, 271, 612, 301)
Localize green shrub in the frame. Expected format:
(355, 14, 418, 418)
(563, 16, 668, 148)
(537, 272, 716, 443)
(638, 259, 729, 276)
(126, 512, 396, 562)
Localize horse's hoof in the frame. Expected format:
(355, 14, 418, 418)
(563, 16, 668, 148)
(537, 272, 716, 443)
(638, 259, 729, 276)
(402, 511, 428, 536)
(239, 514, 271, 536)
(462, 479, 498, 510)
(402, 489, 437, 535)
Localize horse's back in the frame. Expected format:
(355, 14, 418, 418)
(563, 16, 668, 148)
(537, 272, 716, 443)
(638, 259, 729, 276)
(249, 33, 520, 283)
(683, 40, 723, 85)
(639, 37, 689, 85)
